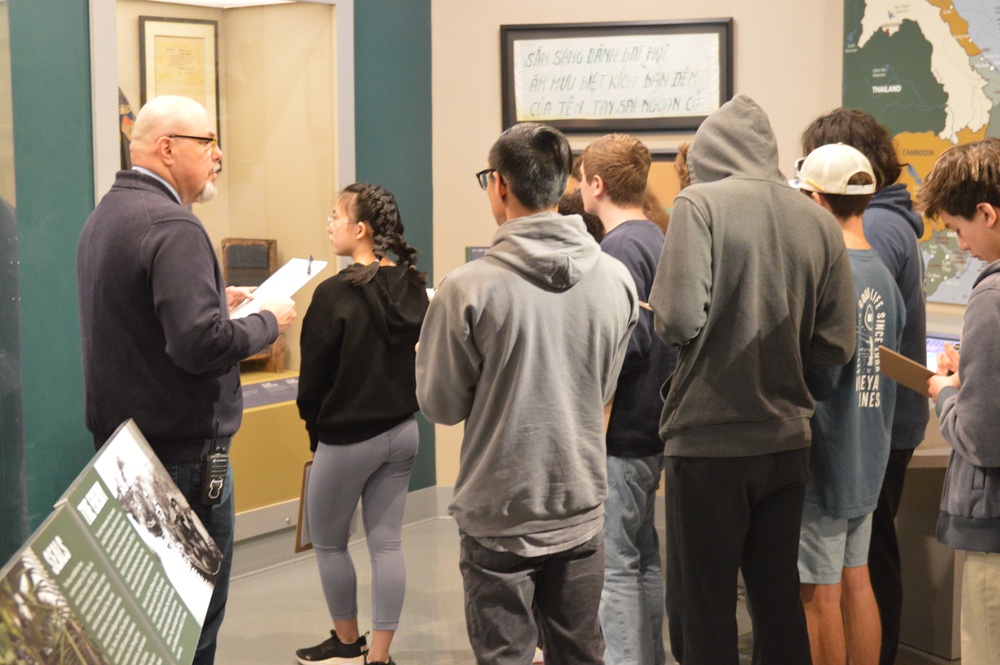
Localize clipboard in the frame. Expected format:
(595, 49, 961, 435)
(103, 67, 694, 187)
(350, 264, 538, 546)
(293, 457, 361, 554)
(294, 460, 313, 553)
(878, 345, 933, 397)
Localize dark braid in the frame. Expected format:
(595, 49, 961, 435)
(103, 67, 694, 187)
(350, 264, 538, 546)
(341, 183, 426, 286)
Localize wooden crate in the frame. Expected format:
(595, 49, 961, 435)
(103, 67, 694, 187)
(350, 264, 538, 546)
(221, 238, 277, 287)
(222, 238, 286, 373)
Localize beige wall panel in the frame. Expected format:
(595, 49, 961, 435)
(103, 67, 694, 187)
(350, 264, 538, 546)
(431, 0, 844, 485)
(222, 8, 269, 239)
(224, 3, 337, 370)
(0, 4, 14, 204)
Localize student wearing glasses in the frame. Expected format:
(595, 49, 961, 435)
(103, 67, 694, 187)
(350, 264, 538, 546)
(416, 122, 637, 665)
(295, 183, 429, 665)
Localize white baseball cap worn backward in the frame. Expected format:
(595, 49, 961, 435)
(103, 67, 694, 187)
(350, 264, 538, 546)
(789, 143, 876, 195)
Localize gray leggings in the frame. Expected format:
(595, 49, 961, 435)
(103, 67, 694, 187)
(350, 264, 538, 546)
(308, 417, 419, 630)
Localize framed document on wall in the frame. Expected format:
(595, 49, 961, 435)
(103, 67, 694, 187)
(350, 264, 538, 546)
(501, 19, 733, 133)
(139, 16, 220, 139)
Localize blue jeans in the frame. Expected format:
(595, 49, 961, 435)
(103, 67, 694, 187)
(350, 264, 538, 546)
(459, 531, 605, 665)
(164, 459, 235, 665)
(600, 454, 666, 665)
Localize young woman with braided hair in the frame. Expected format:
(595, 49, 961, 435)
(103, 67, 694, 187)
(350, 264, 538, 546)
(295, 182, 429, 665)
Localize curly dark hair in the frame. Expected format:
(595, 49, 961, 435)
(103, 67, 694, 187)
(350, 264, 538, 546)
(800, 108, 903, 191)
(340, 182, 426, 287)
(917, 138, 1000, 219)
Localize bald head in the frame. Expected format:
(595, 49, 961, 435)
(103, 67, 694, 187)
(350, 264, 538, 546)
(131, 96, 209, 153)
(129, 96, 222, 205)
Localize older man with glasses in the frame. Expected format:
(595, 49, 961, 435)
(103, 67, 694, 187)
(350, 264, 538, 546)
(76, 95, 296, 665)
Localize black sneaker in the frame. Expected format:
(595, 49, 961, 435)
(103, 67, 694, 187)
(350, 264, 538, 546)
(364, 659, 395, 665)
(295, 631, 368, 664)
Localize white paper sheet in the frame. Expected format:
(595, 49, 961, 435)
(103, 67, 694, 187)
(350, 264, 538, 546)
(230, 257, 328, 319)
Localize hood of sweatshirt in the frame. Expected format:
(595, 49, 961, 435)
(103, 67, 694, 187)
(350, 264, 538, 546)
(687, 94, 783, 186)
(868, 182, 924, 238)
(344, 264, 428, 346)
(486, 211, 601, 291)
(974, 257, 1000, 288)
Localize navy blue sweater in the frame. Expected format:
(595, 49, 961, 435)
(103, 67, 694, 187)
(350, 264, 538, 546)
(863, 184, 929, 450)
(601, 220, 677, 458)
(77, 170, 279, 461)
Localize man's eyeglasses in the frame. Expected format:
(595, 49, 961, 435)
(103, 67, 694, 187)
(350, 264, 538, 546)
(476, 168, 496, 190)
(169, 134, 218, 153)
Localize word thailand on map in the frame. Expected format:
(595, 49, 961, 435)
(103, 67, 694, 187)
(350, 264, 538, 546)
(843, 0, 996, 304)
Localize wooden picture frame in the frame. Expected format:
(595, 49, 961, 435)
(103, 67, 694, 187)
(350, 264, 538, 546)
(139, 16, 220, 140)
(501, 19, 733, 133)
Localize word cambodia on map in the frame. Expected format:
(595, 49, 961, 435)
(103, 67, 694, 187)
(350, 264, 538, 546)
(843, 0, 996, 304)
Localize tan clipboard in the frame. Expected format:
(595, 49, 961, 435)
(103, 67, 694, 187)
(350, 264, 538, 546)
(294, 460, 313, 553)
(878, 345, 933, 397)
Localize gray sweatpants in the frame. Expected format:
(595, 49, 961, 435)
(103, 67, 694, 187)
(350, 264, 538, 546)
(308, 417, 419, 630)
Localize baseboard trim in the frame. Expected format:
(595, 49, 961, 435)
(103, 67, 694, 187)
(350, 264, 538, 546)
(232, 486, 454, 578)
(234, 498, 300, 542)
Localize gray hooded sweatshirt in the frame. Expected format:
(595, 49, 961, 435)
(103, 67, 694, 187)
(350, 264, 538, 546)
(935, 259, 1000, 553)
(416, 212, 637, 544)
(648, 95, 856, 457)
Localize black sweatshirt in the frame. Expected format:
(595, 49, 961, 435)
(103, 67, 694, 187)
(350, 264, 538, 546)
(297, 264, 429, 450)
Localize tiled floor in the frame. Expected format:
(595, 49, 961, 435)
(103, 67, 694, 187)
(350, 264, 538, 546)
(218, 517, 956, 664)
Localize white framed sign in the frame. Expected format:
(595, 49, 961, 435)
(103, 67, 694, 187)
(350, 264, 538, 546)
(501, 19, 733, 133)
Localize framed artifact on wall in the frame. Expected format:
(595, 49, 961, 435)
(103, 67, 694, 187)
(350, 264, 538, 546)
(139, 16, 220, 140)
(501, 19, 733, 133)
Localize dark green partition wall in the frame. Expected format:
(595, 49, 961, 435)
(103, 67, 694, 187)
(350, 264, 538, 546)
(354, 1, 435, 490)
(9, 1, 94, 530)
(0, 0, 27, 563)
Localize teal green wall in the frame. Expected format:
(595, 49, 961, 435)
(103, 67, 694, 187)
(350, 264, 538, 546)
(0, 0, 27, 563)
(354, 1, 435, 490)
(9, 1, 95, 529)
